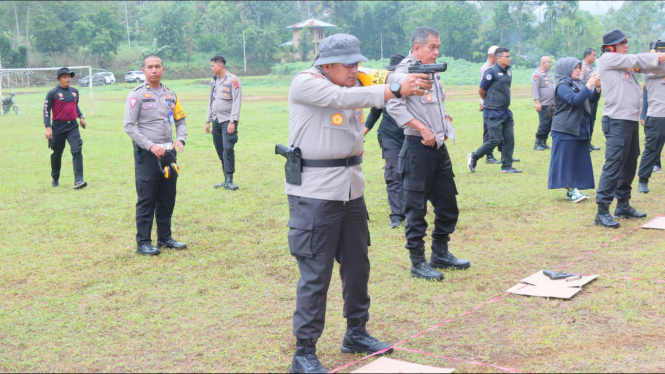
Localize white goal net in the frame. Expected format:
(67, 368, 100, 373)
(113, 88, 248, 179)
(0, 66, 96, 116)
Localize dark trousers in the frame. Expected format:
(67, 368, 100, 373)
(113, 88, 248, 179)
(50, 121, 83, 182)
(596, 117, 640, 204)
(287, 195, 371, 339)
(483, 122, 501, 154)
(474, 117, 515, 169)
(399, 137, 459, 250)
(638, 116, 665, 183)
(535, 105, 552, 140)
(590, 101, 598, 139)
(212, 120, 238, 174)
(378, 134, 405, 221)
(134, 144, 178, 245)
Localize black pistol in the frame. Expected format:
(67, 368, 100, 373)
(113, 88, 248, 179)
(408, 61, 448, 82)
(650, 40, 665, 52)
(48, 136, 54, 149)
(275, 143, 302, 185)
(543, 270, 578, 280)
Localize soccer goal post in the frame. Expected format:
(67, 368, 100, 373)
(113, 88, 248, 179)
(0, 65, 94, 117)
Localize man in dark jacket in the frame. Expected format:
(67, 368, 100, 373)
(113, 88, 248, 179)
(364, 54, 406, 229)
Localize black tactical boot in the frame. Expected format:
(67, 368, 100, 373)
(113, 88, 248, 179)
(429, 236, 471, 270)
(638, 182, 649, 194)
(409, 246, 444, 281)
(51, 179, 59, 187)
(223, 173, 239, 191)
(290, 339, 327, 374)
(533, 138, 547, 151)
(486, 153, 501, 164)
(594, 203, 620, 228)
(542, 139, 551, 149)
(341, 315, 393, 355)
(614, 199, 647, 219)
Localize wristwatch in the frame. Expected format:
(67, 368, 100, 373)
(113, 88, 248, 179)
(390, 82, 402, 98)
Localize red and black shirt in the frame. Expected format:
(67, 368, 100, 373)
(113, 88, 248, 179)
(44, 85, 83, 128)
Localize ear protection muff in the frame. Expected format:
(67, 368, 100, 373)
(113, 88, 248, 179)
(158, 159, 179, 179)
(604, 45, 615, 53)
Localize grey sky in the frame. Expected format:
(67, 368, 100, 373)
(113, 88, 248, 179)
(536, 1, 624, 21)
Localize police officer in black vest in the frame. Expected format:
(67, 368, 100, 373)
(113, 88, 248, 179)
(467, 48, 521, 174)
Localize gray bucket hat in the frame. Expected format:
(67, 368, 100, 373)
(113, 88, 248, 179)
(313, 34, 368, 66)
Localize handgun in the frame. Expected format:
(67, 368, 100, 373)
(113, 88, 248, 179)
(408, 61, 447, 90)
(543, 270, 579, 280)
(48, 136, 53, 149)
(650, 40, 665, 53)
(275, 143, 302, 185)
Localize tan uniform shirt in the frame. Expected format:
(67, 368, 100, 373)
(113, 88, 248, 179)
(597, 52, 665, 121)
(386, 52, 454, 148)
(580, 61, 596, 83)
(531, 68, 555, 106)
(123, 83, 187, 150)
(206, 71, 242, 123)
(643, 71, 665, 117)
(285, 67, 397, 201)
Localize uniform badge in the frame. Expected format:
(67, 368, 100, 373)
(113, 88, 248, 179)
(425, 94, 432, 102)
(45, 100, 48, 103)
(144, 94, 152, 98)
(360, 114, 364, 124)
(166, 95, 173, 99)
(545, 82, 548, 85)
(147, 103, 154, 108)
(233, 79, 240, 89)
(221, 87, 229, 92)
(534, 75, 539, 81)
(508, 71, 512, 76)
(625, 73, 629, 79)
(332, 113, 344, 125)
(72, 92, 77, 97)
(58, 93, 63, 98)
(486, 74, 492, 81)
(129, 97, 138, 108)
(223, 93, 229, 98)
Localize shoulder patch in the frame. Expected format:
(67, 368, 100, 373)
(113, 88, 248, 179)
(129, 97, 138, 108)
(486, 74, 492, 81)
(233, 79, 240, 89)
(534, 75, 539, 81)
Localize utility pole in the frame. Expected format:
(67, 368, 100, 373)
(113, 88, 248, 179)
(243, 30, 247, 75)
(380, 32, 383, 60)
(0, 55, 4, 116)
(124, 2, 131, 48)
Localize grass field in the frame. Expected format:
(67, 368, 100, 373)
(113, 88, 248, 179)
(1, 77, 665, 372)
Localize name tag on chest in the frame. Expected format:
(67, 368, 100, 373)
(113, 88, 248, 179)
(498, 73, 504, 76)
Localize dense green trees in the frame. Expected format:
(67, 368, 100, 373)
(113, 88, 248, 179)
(1, 1, 664, 73)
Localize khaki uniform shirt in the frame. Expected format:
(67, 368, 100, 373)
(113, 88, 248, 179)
(206, 71, 242, 123)
(597, 52, 665, 121)
(479, 60, 492, 105)
(531, 68, 555, 106)
(285, 67, 398, 201)
(644, 71, 665, 117)
(386, 52, 454, 148)
(581, 61, 596, 83)
(123, 83, 187, 150)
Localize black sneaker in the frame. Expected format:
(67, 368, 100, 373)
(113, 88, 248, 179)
(590, 143, 601, 151)
(290, 339, 327, 374)
(486, 154, 501, 164)
(73, 181, 88, 189)
(340, 316, 393, 356)
(512, 157, 521, 162)
(52, 179, 59, 187)
(501, 168, 522, 174)
(410, 261, 444, 281)
(389, 219, 401, 229)
(467, 152, 477, 173)
(638, 182, 649, 194)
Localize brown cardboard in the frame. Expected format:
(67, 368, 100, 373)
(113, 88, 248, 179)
(520, 270, 598, 288)
(642, 216, 665, 230)
(507, 283, 582, 299)
(351, 357, 455, 373)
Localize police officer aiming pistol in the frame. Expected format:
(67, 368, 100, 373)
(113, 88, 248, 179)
(284, 34, 432, 373)
(205, 55, 242, 190)
(44, 67, 88, 189)
(124, 54, 188, 255)
(593, 29, 665, 228)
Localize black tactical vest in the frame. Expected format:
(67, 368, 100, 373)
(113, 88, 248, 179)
(484, 64, 512, 110)
(551, 82, 587, 136)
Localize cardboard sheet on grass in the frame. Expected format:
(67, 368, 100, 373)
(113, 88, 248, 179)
(351, 357, 455, 373)
(642, 216, 665, 230)
(507, 270, 598, 299)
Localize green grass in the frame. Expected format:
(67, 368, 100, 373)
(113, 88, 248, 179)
(1, 79, 665, 372)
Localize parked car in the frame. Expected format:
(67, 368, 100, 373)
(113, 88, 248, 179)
(125, 71, 146, 83)
(78, 72, 110, 87)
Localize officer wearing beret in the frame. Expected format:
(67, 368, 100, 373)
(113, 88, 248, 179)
(532, 56, 555, 151)
(637, 44, 665, 194)
(285, 34, 431, 373)
(581, 48, 602, 151)
(123, 54, 188, 255)
(386, 27, 470, 282)
(479, 46, 501, 165)
(205, 55, 242, 190)
(363, 54, 407, 229)
(593, 29, 665, 228)
(44, 67, 88, 189)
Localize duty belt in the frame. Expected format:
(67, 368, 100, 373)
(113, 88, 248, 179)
(54, 119, 77, 124)
(301, 155, 362, 167)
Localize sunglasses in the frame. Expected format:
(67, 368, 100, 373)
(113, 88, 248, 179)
(341, 62, 360, 69)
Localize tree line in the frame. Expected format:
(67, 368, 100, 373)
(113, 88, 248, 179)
(1, 1, 664, 73)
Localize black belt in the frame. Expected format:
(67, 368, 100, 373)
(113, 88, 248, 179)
(53, 119, 77, 124)
(301, 155, 362, 167)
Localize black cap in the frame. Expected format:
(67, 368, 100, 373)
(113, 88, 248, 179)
(602, 29, 630, 46)
(56, 67, 75, 79)
(384, 54, 406, 70)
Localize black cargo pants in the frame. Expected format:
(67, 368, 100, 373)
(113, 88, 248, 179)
(287, 195, 371, 339)
(51, 120, 83, 182)
(134, 143, 178, 245)
(399, 136, 459, 250)
(474, 116, 515, 170)
(596, 117, 640, 204)
(212, 120, 238, 174)
(378, 133, 405, 222)
(638, 116, 665, 183)
(535, 105, 552, 140)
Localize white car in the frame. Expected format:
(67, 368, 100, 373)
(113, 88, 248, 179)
(100, 72, 116, 84)
(125, 71, 146, 83)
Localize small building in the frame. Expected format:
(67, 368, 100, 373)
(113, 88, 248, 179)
(286, 19, 337, 54)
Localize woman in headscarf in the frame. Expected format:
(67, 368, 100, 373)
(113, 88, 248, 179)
(548, 57, 601, 202)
